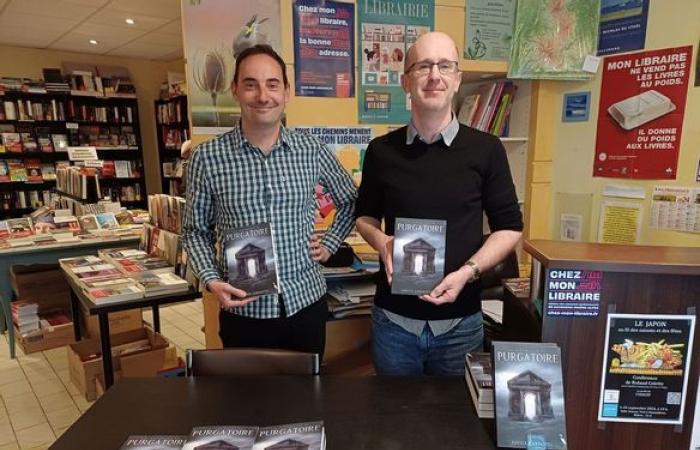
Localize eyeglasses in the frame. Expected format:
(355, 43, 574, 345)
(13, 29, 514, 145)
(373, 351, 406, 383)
(405, 60, 459, 76)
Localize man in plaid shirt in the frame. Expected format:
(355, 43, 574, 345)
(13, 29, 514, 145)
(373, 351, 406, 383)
(183, 45, 357, 356)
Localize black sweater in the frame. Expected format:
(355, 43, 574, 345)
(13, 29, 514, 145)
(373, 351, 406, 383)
(355, 124, 523, 320)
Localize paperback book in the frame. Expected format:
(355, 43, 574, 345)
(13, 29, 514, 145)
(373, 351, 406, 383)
(391, 218, 447, 295)
(182, 426, 259, 450)
(253, 421, 325, 450)
(492, 341, 567, 449)
(223, 222, 279, 296)
(119, 434, 187, 450)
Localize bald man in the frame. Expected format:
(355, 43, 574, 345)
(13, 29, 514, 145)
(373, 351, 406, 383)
(355, 32, 523, 376)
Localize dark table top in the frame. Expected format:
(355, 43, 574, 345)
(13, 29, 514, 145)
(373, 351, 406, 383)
(50, 376, 497, 450)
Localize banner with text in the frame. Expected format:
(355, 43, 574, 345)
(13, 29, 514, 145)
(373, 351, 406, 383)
(593, 46, 692, 179)
(357, 0, 434, 124)
(293, 0, 354, 98)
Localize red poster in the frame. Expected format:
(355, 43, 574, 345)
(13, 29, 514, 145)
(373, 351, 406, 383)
(594, 46, 692, 179)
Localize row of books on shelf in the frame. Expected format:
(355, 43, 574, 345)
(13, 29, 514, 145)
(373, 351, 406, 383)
(156, 99, 186, 125)
(0, 97, 135, 123)
(166, 178, 183, 197)
(148, 194, 185, 234)
(457, 80, 517, 137)
(142, 223, 198, 287)
(118, 422, 325, 449)
(56, 165, 144, 201)
(60, 247, 189, 303)
(161, 158, 184, 179)
(0, 70, 136, 98)
(11, 300, 71, 337)
(102, 185, 144, 203)
(0, 190, 52, 211)
(162, 127, 189, 149)
(464, 342, 567, 449)
(0, 127, 137, 153)
(0, 159, 142, 184)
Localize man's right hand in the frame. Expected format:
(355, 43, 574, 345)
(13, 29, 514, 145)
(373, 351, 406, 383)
(207, 280, 257, 309)
(379, 235, 394, 284)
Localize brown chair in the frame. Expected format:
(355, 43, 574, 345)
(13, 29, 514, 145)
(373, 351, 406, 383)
(185, 348, 320, 376)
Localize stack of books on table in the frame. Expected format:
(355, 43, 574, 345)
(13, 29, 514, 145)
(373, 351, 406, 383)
(119, 421, 325, 449)
(464, 352, 494, 419)
(326, 279, 375, 318)
(11, 301, 39, 336)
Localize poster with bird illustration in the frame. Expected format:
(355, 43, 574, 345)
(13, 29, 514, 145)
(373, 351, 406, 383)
(182, 0, 281, 136)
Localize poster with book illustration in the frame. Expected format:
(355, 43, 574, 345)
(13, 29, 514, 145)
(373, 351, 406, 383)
(598, 313, 696, 424)
(357, 0, 433, 124)
(224, 222, 279, 296)
(493, 341, 567, 449)
(593, 46, 692, 179)
(391, 218, 446, 295)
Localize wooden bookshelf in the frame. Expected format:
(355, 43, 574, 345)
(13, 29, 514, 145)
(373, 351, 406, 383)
(0, 90, 148, 217)
(154, 95, 189, 196)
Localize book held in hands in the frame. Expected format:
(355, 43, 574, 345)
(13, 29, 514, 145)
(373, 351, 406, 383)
(223, 222, 279, 296)
(492, 341, 567, 449)
(391, 218, 446, 295)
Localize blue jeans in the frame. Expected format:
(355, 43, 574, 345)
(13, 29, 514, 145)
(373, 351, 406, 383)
(371, 306, 484, 376)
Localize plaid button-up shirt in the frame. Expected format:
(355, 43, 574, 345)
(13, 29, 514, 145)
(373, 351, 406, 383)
(183, 123, 357, 318)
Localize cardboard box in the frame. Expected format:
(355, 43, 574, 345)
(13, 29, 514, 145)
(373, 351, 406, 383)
(10, 264, 71, 305)
(68, 327, 169, 401)
(81, 308, 143, 339)
(13, 291, 75, 354)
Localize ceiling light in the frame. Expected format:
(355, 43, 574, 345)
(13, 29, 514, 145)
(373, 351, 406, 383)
(89, 39, 98, 45)
(125, 18, 135, 25)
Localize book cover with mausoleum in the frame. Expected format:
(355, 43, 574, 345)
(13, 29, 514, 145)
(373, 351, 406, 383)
(492, 341, 567, 449)
(391, 218, 446, 295)
(119, 434, 187, 449)
(224, 222, 279, 296)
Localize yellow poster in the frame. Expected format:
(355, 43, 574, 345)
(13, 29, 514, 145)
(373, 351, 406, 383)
(598, 200, 642, 244)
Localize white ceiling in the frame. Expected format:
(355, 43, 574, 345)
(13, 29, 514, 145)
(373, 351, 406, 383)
(0, 0, 183, 61)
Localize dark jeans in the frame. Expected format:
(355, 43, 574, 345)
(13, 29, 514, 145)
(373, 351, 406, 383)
(218, 297, 328, 359)
(371, 306, 484, 376)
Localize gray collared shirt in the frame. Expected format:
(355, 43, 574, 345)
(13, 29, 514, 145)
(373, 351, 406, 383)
(380, 114, 465, 338)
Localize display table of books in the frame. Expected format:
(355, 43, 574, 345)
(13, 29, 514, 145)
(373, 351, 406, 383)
(50, 376, 498, 450)
(59, 248, 197, 389)
(0, 233, 141, 358)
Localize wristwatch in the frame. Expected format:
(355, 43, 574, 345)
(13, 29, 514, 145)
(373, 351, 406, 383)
(463, 260, 481, 281)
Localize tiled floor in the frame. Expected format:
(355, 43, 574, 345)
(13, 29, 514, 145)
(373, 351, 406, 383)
(0, 301, 206, 450)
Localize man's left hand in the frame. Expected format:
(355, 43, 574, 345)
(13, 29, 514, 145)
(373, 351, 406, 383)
(419, 265, 474, 305)
(310, 233, 332, 263)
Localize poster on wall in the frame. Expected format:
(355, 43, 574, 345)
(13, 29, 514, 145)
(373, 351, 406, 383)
(598, 313, 696, 424)
(463, 0, 515, 61)
(593, 46, 693, 179)
(597, 0, 649, 56)
(182, 0, 281, 136)
(357, 0, 434, 124)
(293, 0, 354, 98)
(597, 200, 641, 244)
(507, 0, 599, 80)
(292, 126, 373, 228)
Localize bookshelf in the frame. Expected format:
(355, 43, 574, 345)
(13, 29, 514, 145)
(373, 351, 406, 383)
(154, 95, 189, 196)
(0, 90, 147, 219)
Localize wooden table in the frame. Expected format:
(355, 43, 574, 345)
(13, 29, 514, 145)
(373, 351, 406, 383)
(0, 235, 140, 358)
(50, 376, 498, 450)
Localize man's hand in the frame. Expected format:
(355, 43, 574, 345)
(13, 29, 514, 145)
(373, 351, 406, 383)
(419, 265, 474, 305)
(310, 233, 332, 263)
(379, 235, 394, 284)
(207, 279, 257, 309)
